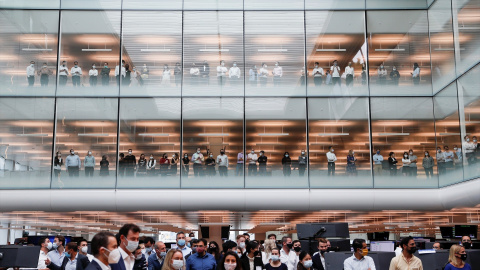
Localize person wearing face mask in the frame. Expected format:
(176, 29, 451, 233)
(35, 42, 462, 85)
(330, 60, 341, 86)
(37, 62, 53, 87)
(170, 153, 179, 175)
(343, 239, 375, 270)
(373, 149, 384, 176)
(436, 147, 446, 175)
(453, 145, 463, 168)
(190, 63, 200, 85)
(159, 153, 170, 177)
(377, 64, 387, 85)
(216, 149, 229, 177)
(100, 62, 111, 86)
(78, 239, 94, 262)
(218, 251, 241, 270)
(173, 62, 182, 87)
(259, 63, 269, 87)
(296, 251, 312, 270)
(325, 70, 332, 85)
(326, 146, 337, 176)
(205, 152, 216, 177)
(217, 60, 228, 86)
(312, 62, 324, 86)
(389, 237, 422, 270)
(236, 235, 246, 255)
(136, 154, 147, 177)
(473, 136, 480, 158)
(84, 232, 118, 270)
(411, 63, 420, 85)
(58, 61, 69, 86)
(200, 60, 210, 85)
(175, 232, 192, 257)
(192, 148, 205, 177)
(89, 63, 98, 86)
(26, 61, 36, 86)
(265, 248, 287, 270)
(401, 151, 411, 177)
(279, 237, 295, 270)
(134, 246, 147, 270)
(71, 61, 83, 87)
(46, 242, 90, 270)
(38, 237, 53, 269)
(123, 64, 132, 86)
(291, 241, 301, 267)
(65, 149, 81, 177)
(115, 60, 126, 86)
(146, 154, 156, 177)
(257, 150, 267, 176)
(141, 64, 149, 81)
(346, 150, 357, 176)
(463, 135, 476, 164)
(262, 239, 276, 264)
(407, 150, 417, 177)
(443, 146, 455, 171)
(388, 152, 398, 176)
(148, 241, 166, 270)
(182, 153, 190, 177)
(124, 149, 137, 177)
(298, 150, 307, 177)
(247, 149, 258, 176)
(186, 238, 216, 270)
(282, 152, 292, 177)
(207, 241, 221, 264)
(390, 66, 400, 86)
(445, 245, 471, 270)
(99, 155, 109, 177)
(186, 239, 199, 260)
(344, 62, 354, 87)
(229, 61, 241, 85)
(163, 249, 184, 270)
(312, 238, 327, 270)
(272, 62, 283, 87)
(422, 151, 434, 178)
(361, 63, 367, 85)
(54, 152, 64, 180)
(118, 224, 141, 270)
(240, 241, 263, 270)
(461, 235, 473, 249)
(131, 66, 141, 87)
(249, 65, 258, 86)
(84, 151, 95, 177)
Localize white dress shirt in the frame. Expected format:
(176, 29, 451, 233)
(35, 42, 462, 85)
(71, 66, 82, 76)
(345, 66, 354, 76)
(216, 155, 229, 167)
(312, 67, 324, 77)
(115, 65, 126, 77)
(27, 65, 35, 77)
(330, 65, 341, 77)
(86, 253, 94, 262)
(89, 69, 98, 76)
(217, 66, 228, 77)
(229, 66, 241, 78)
(259, 68, 269, 78)
(412, 67, 420, 77)
(190, 67, 200, 76)
(119, 247, 135, 270)
(93, 257, 111, 270)
(247, 153, 258, 164)
(58, 65, 69, 76)
(326, 152, 337, 162)
(344, 255, 376, 270)
(273, 66, 283, 77)
(38, 250, 49, 269)
(280, 249, 296, 270)
(192, 153, 204, 164)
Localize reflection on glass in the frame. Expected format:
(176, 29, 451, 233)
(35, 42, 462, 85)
(366, 0, 428, 9)
(0, 0, 59, 9)
(454, 0, 480, 75)
(122, 0, 182, 10)
(308, 98, 372, 187)
(182, 98, 244, 188)
(0, 10, 58, 96)
(429, 0, 456, 93)
(52, 98, 118, 188)
(244, 0, 304, 10)
(306, 11, 368, 96)
(245, 11, 306, 96)
(245, 98, 307, 188)
(184, 0, 242, 10)
(371, 97, 437, 188)
(368, 11, 432, 96)
(459, 64, 480, 180)
(57, 11, 121, 96)
(121, 11, 182, 97)
(0, 98, 54, 189)
(306, 0, 365, 10)
(118, 98, 180, 188)
(61, 0, 121, 9)
(183, 11, 244, 96)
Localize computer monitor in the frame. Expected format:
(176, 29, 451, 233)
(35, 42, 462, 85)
(440, 227, 454, 239)
(370, 241, 395, 252)
(454, 225, 478, 238)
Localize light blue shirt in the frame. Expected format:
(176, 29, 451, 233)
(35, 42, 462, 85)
(65, 154, 81, 168)
(48, 249, 65, 267)
(65, 253, 78, 270)
(343, 255, 376, 270)
(84, 155, 95, 167)
(373, 154, 384, 164)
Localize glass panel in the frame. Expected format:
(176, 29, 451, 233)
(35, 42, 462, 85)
(371, 97, 438, 188)
(244, 0, 304, 10)
(306, 0, 365, 10)
(308, 98, 372, 188)
(434, 83, 463, 186)
(367, 11, 432, 96)
(306, 11, 368, 96)
(0, 0, 59, 9)
(121, 11, 182, 97)
(245, 98, 308, 188)
(118, 98, 180, 188)
(52, 98, 118, 189)
(122, 0, 182, 10)
(454, 0, 480, 75)
(0, 98, 54, 189)
(183, 11, 244, 97)
(184, 0, 243, 10)
(61, 0, 121, 9)
(245, 11, 306, 96)
(366, 0, 428, 9)
(182, 98, 244, 188)
(0, 10, 58, 96)
(458, 63, 480, 180)
(57, 11, 121, 96)
(429, 0, 457, 94)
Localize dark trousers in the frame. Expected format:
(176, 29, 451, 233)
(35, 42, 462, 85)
(332, 77, 340, 86)
(273, 76, 281, 86)
(438, 162, 446, 175)
(72, 76, 80, 86)
(217, 76, 226, 86)
(390, 167, 397, 176)
(327, 162, 335, 176)
(183, 165, 190, 176)
(283, 165, 291, 176)
(89, 76, 97, 86)
(313, 76, 322, 86)
(248, 164, 257, 176)
(59, 75, 67, 86)
(68, 166, 79, 177)
(236, 163, 243, 176)
(193, 163, 203, 177)
(85, 167, 94, 177)
(467, 152, 476, 164)
(299, 164, 306, 176)
(40, 74, 49, 86)
(102, 75, 109, 86)
(424, 167, 433, 178)
(259, 77, 267, 86)
(346, 74, 353, 86)
(125, 168, 135, 177)
(54, 169, 61, 178)
(27, 76, 35, 86)
(413, 77, 420, 85)
(219, 166, 228, 177)
(259, 164, 266, 176)
(410, 166, 417, 177)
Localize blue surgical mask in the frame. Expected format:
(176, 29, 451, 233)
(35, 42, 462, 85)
(303, 260, 313, 268)
(178, 239, 186, 246)
(65, 252, 71, 258)
(145, 247, 152, 253)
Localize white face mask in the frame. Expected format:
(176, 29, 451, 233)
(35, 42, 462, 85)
(46, 242, 53, 250)
(30, 64, 34, 67)
(92, 66, 96, 69)
(233, 63, 237, 67)
(224, 263, 237, 270)
(197, 150, 201, 154)
(404, 155, 408, 157)
(172, 260, 184, 270)
(454, 148, 458, 151)
(239, 242, 246, 249)
(210, 155, 213, 158)
(128, 151, 132, 154)
(251, 151, 254, 154)
(275, 63, 278, 67)
(259, 152, 263, 156)
(150, 157, 154, 159)
(409, 152, 413, 155)
(330, 149, 334, 153)
(301, 152, 305, 155)
(88, 152, 92, 155)
(393, 68, 396, 71)
(71, 151, 75, 155)
(81, 246, 88, 254)
(466, 138, 470, 142)
(43, 65, 47, 68)
(221, 62, 225, 66)
(123, 239, 139, 253)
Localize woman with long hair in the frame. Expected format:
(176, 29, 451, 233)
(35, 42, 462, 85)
(208, 241, 222, 264)
(162, 249, 185, 270)
(296, 251, 313, 270)
(217, 251, 242, 270)
(444, 244, 471, 270)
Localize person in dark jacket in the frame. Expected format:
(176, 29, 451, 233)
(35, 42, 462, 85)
(47, 242, 90, 270)
(281, 152, 292, 177)
(85, 231, 117, 270)
(240, 241, 263, 270)
(388, 152, 398, 176)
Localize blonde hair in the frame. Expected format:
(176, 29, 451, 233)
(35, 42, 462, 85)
(161, 249, 183, 270)
(264, 239, 276, 254)
(448, 245, 463, 264)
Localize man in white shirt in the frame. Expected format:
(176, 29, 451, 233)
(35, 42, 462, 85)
(89, 64, 98, 87)
(115, 60, 126, 86)
(58, 61, 69, 86)
(463, 135, 476, 164)
(86, 231, 117, 270)
(345, 62, 354, 87)
(330, 60, 341, 86)
(38, 236, 52, 269)
(217, 60, 228, 86)
(229, 61, 241, 85)
(78, 239, 94, 262)
(259, 63, 269, 87)
(247, 149, 258, 176)
(279, 237, 295, 270)
(175, 231, 192, 258)
(312, 62, 324, 86)
(190, 63, 200, 85)
(216, 149, 229, 177)
(192, 147, 205, 177)
(71, 61, 82, 87)
(272, 62, 283, 87)
(118, 223, 141, 270)
(326, 146, 337, 176)
(343, 239, 376, 270)
(373, 149, 384, 176)
(27, 61, 36, 86)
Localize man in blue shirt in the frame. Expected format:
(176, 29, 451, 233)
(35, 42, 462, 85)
(186, 238, 216, 270)
(48, 235, 66, 267)
(148, 241, 166, 270)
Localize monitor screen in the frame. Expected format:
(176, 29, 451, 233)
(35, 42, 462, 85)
(454, 225, 478, 238)
(440, 227, 454, 238)
(370, 241, 395, 252)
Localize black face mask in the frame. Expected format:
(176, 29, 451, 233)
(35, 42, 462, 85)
(460, 254, 468, 261)
(293, 247, 301, 252)
(463, 242, 472, 249)
(326, 247, 331, 252)
(286, 243, 293, 249)
(408, 247, 417, 254)
(320, 250, 326, 255)
(253, 251, 260, 257)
